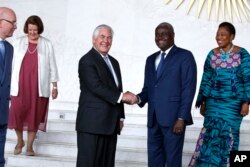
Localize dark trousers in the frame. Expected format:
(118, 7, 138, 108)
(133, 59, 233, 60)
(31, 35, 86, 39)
(148, 113, 185, 167)
(76, 132, 117, 167)
(0, 124, 7, 167)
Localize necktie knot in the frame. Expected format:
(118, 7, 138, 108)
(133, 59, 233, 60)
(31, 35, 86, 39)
(103, 55, 108, 61)
(161, 52, 166, 58)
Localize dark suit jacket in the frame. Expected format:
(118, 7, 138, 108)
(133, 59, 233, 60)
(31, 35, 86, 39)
(138, 45, 197, 127)
(76, 48, 125, 135)
(0, 41, 14, 125)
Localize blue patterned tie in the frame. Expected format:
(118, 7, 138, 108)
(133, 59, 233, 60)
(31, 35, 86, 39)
(0, 41, 5, 61)
(156, 52, 166, 79)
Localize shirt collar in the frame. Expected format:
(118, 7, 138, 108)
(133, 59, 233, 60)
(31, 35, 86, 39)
(161, 45, 173, 56)
(93, 47, 109, 58)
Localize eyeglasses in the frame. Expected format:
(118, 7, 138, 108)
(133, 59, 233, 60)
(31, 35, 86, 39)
(0, 19, 17, 27)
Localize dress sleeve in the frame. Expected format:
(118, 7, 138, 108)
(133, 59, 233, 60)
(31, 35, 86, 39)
(195, 50, 214, 107)
(239, 48, 250, 103)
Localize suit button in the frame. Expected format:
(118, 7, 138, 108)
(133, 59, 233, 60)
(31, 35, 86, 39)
(155, 85, 157, 87)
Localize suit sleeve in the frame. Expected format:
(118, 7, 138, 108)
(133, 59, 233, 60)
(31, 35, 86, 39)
(195, 51, 214, 107)
(179, 51, 197, 119)
(48, 41, 59, 82)
(78, 57, 121, 105)
(137, 58, 150, 107)
(239, 48, 250, 103)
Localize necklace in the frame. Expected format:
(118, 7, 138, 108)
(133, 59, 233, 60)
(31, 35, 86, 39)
(219, 45, 234, 62)
(27, 45, 37, 54)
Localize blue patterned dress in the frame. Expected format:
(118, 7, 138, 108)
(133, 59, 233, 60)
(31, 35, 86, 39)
(189, 47, 250, 167)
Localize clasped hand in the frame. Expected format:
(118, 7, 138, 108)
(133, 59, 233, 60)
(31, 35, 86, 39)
(122, 91, 138, 105)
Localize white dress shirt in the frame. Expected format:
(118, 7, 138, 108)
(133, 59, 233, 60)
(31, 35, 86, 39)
(155, 46, 173, 70)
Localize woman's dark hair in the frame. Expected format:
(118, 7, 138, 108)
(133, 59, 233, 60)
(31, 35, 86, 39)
(219, 22, 236, 36)
(23, 15, 44, 34)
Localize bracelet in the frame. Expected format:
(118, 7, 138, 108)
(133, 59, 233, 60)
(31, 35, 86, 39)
(53, 87, 57, 89)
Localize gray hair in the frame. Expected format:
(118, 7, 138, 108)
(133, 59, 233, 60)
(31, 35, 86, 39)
(93, 24, 114, 38)
(156, 22, 175, 34)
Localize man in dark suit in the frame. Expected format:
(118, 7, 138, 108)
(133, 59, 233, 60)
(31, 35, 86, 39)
(137, 22, 197, 167)
(76, 24, 136, 167)
(0, 7, 17, 167)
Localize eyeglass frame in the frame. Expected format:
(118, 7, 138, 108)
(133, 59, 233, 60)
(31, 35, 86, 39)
(0, 19, 17, 27)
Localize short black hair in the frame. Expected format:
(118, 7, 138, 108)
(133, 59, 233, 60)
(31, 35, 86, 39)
(156, 22, 174, 35)
(219, 22, 235, 36)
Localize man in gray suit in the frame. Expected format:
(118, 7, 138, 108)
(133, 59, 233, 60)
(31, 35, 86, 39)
(0, 7, 17, 167)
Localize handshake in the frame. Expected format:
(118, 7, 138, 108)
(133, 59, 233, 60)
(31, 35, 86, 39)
(122, 91, 139, 105)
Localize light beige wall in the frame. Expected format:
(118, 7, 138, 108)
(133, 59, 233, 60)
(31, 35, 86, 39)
(1, 0, 250, 117)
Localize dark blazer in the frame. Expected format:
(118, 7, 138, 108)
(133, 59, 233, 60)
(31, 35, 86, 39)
(76, 48, 125, 135)
(138, 45, 197, 127)
(0, 41, 14, 125)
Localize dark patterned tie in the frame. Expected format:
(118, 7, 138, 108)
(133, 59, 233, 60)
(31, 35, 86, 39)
(156, 52, 166, 79)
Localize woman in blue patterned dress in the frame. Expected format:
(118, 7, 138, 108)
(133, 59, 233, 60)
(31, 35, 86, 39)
(189, 22, 250, 167)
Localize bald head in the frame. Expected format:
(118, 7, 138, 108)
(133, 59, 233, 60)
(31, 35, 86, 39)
(0, 7, 15, 17)
(0, 7, 17, 39)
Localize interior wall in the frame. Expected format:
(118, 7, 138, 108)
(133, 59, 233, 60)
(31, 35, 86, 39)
(1, 0, 250, 114)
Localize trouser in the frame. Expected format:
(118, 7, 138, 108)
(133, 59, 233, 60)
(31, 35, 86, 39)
(0, 124, 7, 167)
(76, 132, 117, 167)
(148, 113, 185, 167)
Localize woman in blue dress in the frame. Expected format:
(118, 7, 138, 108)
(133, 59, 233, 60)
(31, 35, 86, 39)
(189, 22, 250, 166)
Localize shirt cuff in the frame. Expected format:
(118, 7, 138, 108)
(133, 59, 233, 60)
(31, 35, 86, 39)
(137, 95, 141, 104)
(117, 93, 123, 103)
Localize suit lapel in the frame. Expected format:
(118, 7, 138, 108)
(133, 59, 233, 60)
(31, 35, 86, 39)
(108, 55, 122, 89)
(1, 42, 11, 84)
(92, 48, 119, 88)
(150, 51, 160, 81)
(92, 48, 112, 76)
(157, 45, 177, 81)
(0, 57, 4, 83)
(0, 41, 5, 83)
